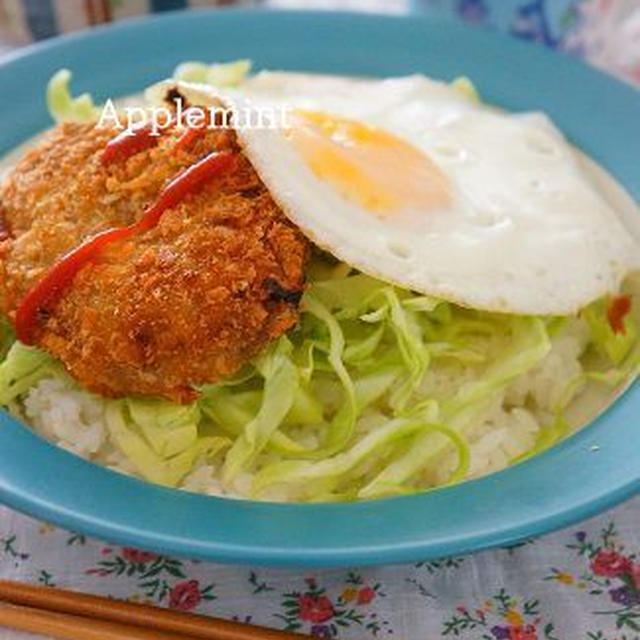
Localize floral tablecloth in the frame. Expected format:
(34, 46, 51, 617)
(0, 1, 639, 639)
(0, 498, 640, 640)
(0, 499, 638, 639)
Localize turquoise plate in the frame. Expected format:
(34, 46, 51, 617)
(0, 9, 638, 567)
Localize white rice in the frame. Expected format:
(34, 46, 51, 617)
(23, 378, 105, 458)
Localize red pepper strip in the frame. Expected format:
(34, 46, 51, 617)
(15, 150, 237, 345)
(100, 123, 160, 166)
(606, 294, 632, 335)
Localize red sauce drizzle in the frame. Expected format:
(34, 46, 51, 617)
(15, 150, 237, 344)
(606, 294, 632, 335)
(175, 127, 205, 152)
(100, 123, 161, 166)
(175, 107, 211, 152)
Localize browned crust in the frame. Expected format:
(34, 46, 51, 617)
(0, 120, 309, 402)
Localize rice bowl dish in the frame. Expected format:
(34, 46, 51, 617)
(0, 60, 638, 503)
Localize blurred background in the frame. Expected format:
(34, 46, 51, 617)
(0, 1, 638, 82)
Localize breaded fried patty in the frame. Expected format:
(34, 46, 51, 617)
(0, 121, 309, 402)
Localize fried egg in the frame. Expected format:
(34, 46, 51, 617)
(152, 74, 640, 314)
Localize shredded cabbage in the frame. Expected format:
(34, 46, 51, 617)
(451, 76, 480, 102)
(583, 296, 637, 366)
(0, 343, 232, 487)
(173, 59, 252, 87)
(105, 400, 230, 486)
(0, 260, 636, 499)
(0, 316, 15, 361)
(358, 317, 550, 499)
(220, 338, 298, 485)
(0, 342, 60, 406)
(46, 69, 101, 123)
(46, 59, 251, 128)
(513, 296, 639, 465)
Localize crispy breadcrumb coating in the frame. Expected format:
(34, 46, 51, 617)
(0, 121, 309, 402)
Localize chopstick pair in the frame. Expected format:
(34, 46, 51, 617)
(0, 580, 309, 640)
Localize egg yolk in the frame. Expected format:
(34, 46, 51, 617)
(287, 110, 451, 216)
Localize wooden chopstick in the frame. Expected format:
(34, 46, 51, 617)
(0, 580, 308, 640)
(0, 602, 198, 640)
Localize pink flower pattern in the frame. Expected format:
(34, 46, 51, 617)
(273, 573, 388, 637)
(545, 522, 639, 633)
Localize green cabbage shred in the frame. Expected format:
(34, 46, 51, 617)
(46, 69, 101, 123)
(173, 59, 252, 87)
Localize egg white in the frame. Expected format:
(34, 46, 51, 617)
(149, 75, 640, 314)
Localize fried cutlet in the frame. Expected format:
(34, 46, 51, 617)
(0, 120, 309, 402)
